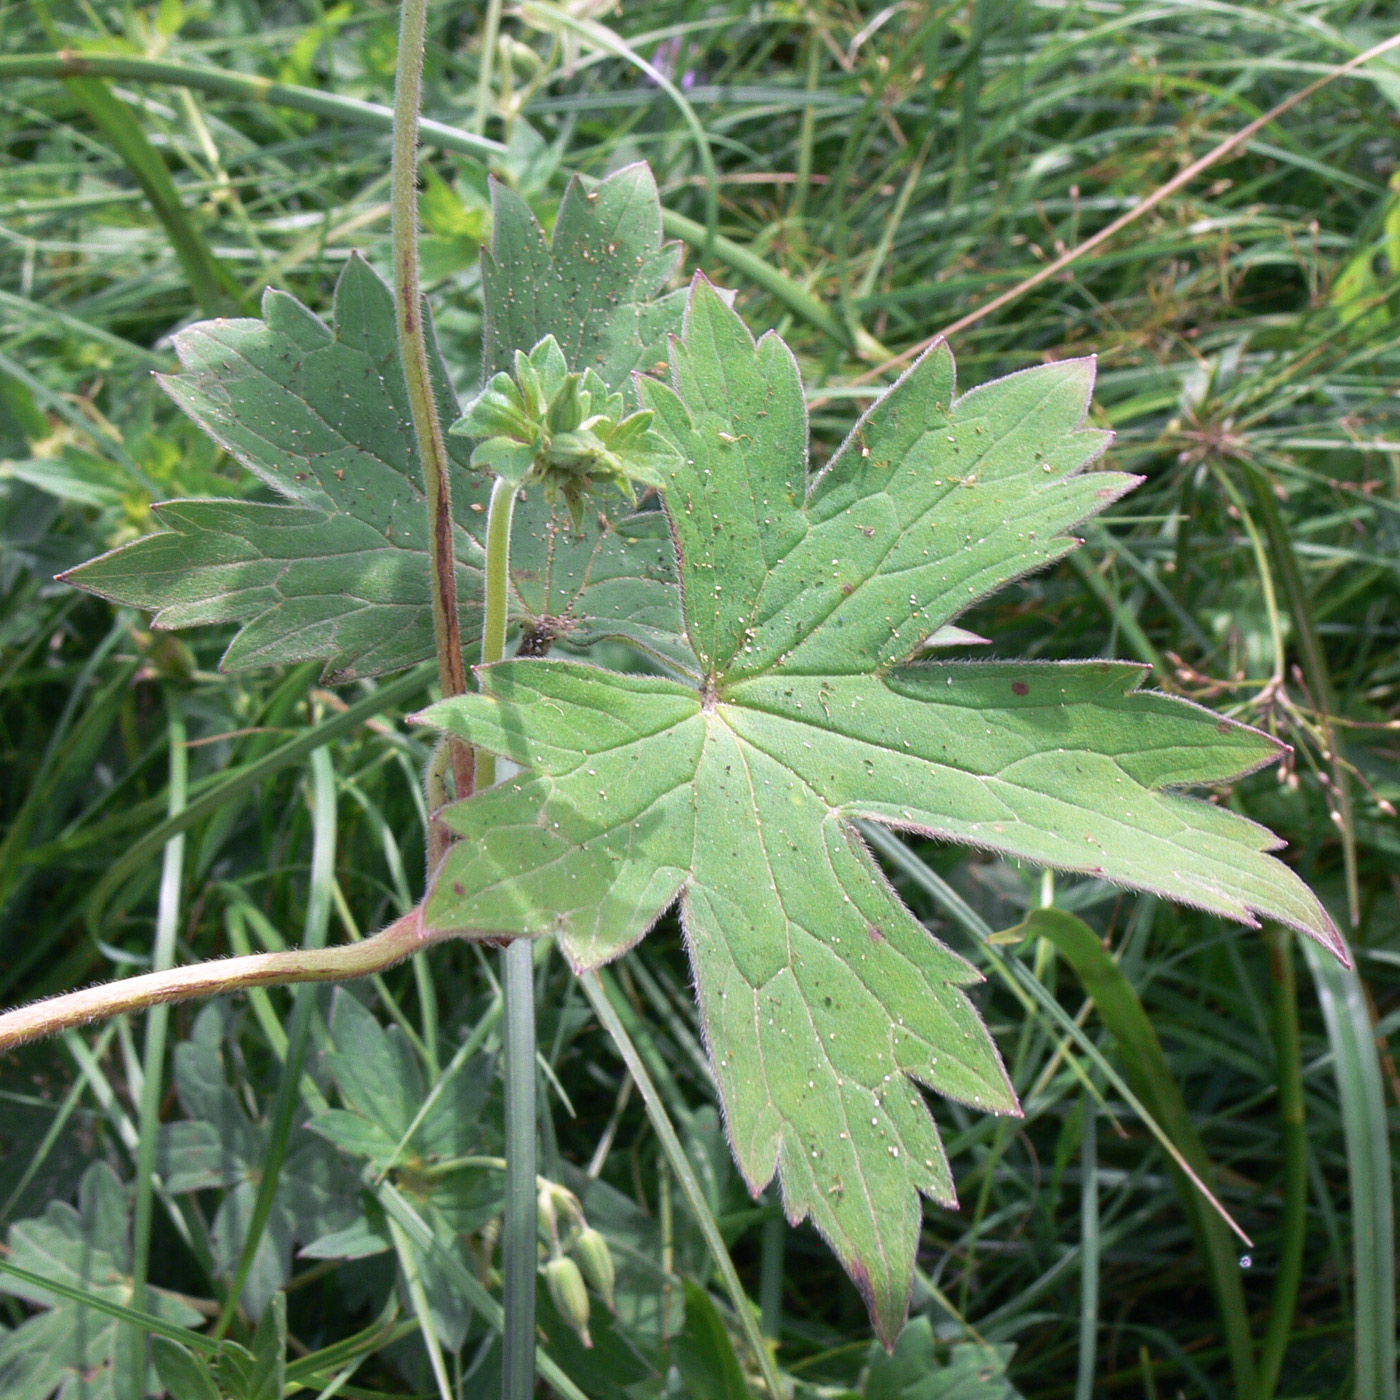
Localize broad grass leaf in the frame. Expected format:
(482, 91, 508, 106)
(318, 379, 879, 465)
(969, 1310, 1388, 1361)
(419, 277, 1342, 1344)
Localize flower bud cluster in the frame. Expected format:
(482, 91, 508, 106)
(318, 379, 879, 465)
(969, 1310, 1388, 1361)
(535, 1178, 617, 1349)
(452, 336, 678, 529)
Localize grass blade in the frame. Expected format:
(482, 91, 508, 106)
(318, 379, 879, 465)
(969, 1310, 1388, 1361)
(1258, 927, 1308, 1400)
(1076, 1087, 1099, 1400)
(1302, 941, 1397, 1400)
(127, 693, 188, 1397)
(1025, 906, 1258, 1400)
(61, 77, 243, 315)
(581, 969, 784, 1399)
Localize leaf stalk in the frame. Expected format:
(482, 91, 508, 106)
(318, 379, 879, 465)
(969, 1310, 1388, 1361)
(0, 911, 448, 1054)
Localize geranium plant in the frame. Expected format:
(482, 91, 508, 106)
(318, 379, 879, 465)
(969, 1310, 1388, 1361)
(0, 6, 1344, 1395)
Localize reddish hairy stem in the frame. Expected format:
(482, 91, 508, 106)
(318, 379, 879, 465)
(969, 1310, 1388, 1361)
(0, 910, 455, 1054)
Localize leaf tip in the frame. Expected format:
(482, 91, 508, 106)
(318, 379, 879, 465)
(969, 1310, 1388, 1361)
(1300, 906, 1351, 967)
(848, 1257, 910, 1353)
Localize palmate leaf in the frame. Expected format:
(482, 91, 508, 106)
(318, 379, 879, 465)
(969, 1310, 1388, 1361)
(62, 165, 686, 679)
(0, 1162, 203, 1400)
(419, 277, 1343, 1344)
(156, 1005, 360, 1315)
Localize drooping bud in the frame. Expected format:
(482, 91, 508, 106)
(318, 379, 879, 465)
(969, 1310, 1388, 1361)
(537, 1178, 586, 1251)
(571, 1226, 616, 1313)
(544, 1255, 592, 1348)
(536, 1181, 560, 1250)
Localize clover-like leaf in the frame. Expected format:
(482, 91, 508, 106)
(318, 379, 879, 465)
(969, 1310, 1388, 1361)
(156, 1006, 360, 1315)
(306, 988, 497, 1216)
(301, 991, 500, 1349)
(417, 277, 1343, 1344)
(864, 1318, 1022, 1399)
(63, 166, 688, 677)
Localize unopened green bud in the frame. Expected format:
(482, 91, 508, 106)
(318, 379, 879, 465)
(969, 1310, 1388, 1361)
(537, 1179, 585, 1250)
(544, 1255, 592, 1347)
(571, 1226, 616, 1313)
(498, 33, 543, 78)
(536, 1182, 559, 1248)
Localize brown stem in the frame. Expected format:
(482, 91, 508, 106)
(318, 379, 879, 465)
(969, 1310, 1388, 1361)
(0, 910, 455, 1055)
(390, 0, 474, 800)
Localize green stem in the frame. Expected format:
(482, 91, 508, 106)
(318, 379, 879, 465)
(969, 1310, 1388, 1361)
(391, 0, 473, 799)
(127, 695, 186, 1397)
(501, 940, 538, 1400)
(1258, 928, 1307, 1400)
(477, 473, 534, 1398)
(581, 972, 786, 1400)
(473, 0, 504, 137)
(478, 477, 518, 787)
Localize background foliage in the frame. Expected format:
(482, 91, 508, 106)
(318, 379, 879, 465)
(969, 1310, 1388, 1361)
(1, 1, 1397, 1397)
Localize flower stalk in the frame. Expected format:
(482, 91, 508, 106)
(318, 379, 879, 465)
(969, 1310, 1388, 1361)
(474, 470, 537, 1400)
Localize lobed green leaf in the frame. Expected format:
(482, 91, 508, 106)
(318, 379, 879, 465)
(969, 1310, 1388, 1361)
(482, 163, 686, 391)
(64, 168, 691, 678)
(0, 1162, 202, 1400)
(420, 277, 1343, 1343)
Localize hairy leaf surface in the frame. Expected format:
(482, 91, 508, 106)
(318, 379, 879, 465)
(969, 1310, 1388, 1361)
(482, 163, 686, 388)
(64, 167, 687, 678)
(420, 278, 1342, 1343)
